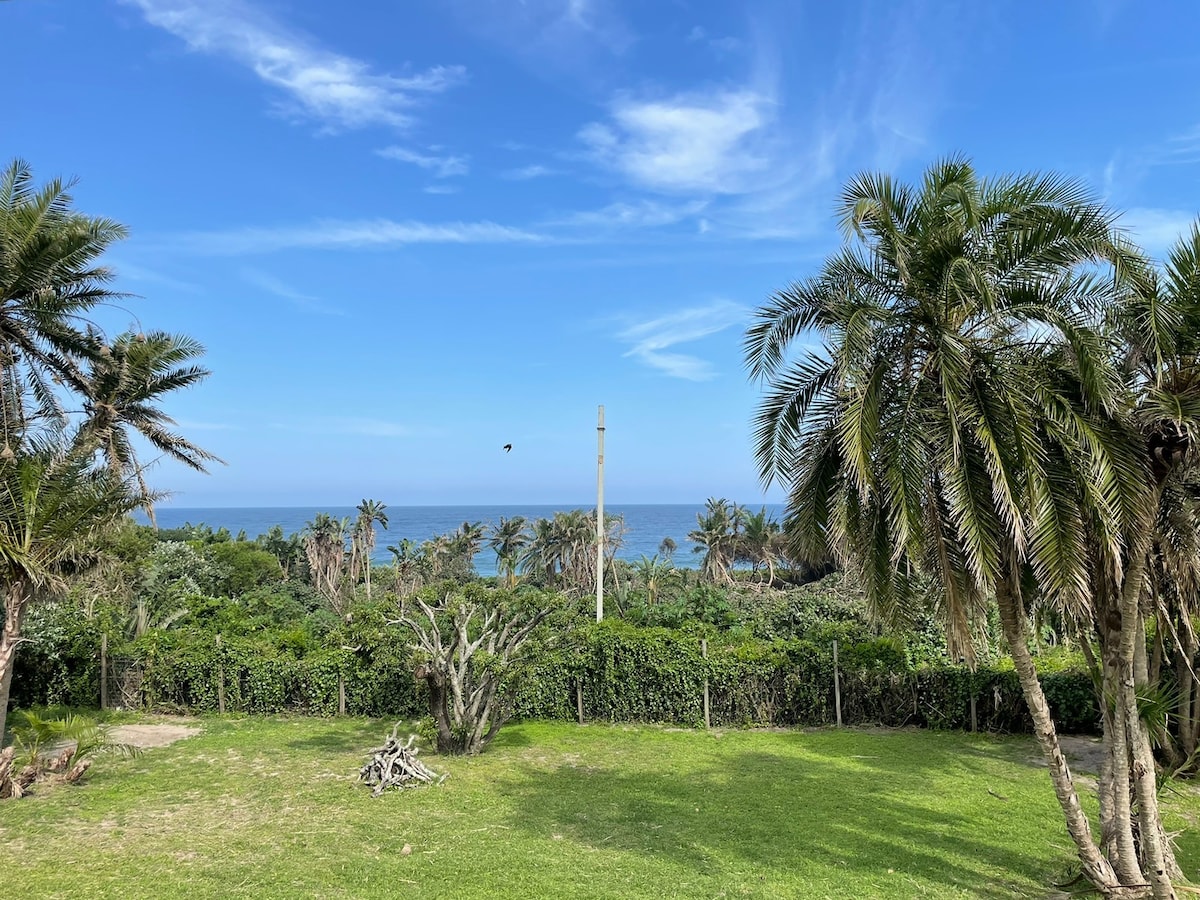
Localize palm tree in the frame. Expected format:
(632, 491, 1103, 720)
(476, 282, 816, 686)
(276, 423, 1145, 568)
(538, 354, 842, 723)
(745, 158, 1163, 895)
(553, 509, 596, 593)
(386, 539, 423, 596)
(449, 520, 486, 580)
(688, 498, 741, 584)
(658, 536, 677, 561)
(1090, 223, 1200, 879)
(739, 506, 782, 585)
(488, 516, 529, 588)
(73, 330, 222, 526)
(350, 499, 389, 600)
(0, 439, 145, 740)
(303, 513, 350, 618)
(631, 554, 673, 605)
(0, 160, 127, 445)
(519, 517, 559, 586)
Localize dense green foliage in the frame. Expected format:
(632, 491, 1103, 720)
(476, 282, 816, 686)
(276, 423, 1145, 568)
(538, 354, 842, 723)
(13, 548, 1098, 735)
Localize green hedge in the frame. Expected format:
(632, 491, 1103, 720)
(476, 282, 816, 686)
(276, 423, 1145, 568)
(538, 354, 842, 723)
(12, 619, 1099, 735)
(131, 630, 422, 717)
(506, 621, 1098, 732)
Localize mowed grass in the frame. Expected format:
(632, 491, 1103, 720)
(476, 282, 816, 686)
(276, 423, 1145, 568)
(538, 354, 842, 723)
(3, 719, 1200, 899)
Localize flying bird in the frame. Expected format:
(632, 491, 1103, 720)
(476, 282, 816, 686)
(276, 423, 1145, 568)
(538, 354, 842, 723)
(503, 443, 513, 452)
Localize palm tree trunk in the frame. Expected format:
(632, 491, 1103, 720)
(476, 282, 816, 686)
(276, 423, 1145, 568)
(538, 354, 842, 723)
(996, 577, 1121, 893)
(0, 583, 30, 744)
(1116, 558, 1179, 898)
(1102, 654, 1147, 885)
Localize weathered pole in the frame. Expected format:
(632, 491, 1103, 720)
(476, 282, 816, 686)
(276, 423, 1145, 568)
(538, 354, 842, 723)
(100, 633, 108, 711)
(596, 404, 605, 623)
(832, 639, 842, 727)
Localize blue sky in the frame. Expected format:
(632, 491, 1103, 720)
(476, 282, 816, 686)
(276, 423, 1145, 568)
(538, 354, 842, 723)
(4, 0, 1200, 506)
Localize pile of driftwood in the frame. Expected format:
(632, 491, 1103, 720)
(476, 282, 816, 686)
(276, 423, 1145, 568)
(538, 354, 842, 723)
(359, 725, 447, 797)
(0, 745, 91, 800)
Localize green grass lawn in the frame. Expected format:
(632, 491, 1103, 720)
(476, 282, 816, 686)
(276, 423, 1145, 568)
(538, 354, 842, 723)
(2, 718, 1199, 899)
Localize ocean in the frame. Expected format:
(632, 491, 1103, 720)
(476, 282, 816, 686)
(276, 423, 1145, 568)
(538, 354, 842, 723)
(139, 504, 787, 577)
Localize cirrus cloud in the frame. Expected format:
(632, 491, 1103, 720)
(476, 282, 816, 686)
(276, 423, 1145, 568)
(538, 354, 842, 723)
(121, 0, 465, 131)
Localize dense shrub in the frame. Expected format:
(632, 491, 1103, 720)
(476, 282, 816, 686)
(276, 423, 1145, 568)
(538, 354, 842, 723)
(10, 597, 1098, 735)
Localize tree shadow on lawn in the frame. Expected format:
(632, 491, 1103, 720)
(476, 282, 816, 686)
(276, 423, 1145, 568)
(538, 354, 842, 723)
(494, 741, 1062, 898)
(285, 721, 403, 753)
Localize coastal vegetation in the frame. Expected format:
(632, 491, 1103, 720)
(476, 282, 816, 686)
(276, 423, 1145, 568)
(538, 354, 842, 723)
(5, 153, 1200, 898)
(0, 159, 219, 747)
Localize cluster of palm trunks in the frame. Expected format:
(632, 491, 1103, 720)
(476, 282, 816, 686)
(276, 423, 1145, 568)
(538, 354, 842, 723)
(0, 745, 89, 799)
(358, 725, 447, 797)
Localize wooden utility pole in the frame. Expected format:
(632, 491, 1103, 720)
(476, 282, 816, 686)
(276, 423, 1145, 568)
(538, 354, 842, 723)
(596, 405, 605, 622)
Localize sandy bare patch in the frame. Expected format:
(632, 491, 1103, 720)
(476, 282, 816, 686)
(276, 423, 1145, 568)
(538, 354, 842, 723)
(108, 724, 199, 749)
(1025, 734, 1105, 774)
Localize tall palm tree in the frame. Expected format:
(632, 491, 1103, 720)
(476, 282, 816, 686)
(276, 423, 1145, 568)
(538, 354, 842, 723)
(0, 439, 145, 740)
(739, 506, 782, 585)
(488, 516, 529, 588)
(553, 509, 596, 593)
(0, 160, 127, 448)
(1092, 223, 1200, 880)
(386, 538, 423, 596)
(303, 513, 350, 618)
(519, 516, 559, 586)
(746, 158, 1163, 896)
(73, 330, 222, 526)
(688, 498, 741, 584)
(350, 499, 388, 600)
(449, 520, 486, 580)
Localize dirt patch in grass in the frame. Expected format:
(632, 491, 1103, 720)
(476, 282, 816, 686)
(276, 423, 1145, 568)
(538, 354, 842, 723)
(1025, 734, 1105, 775)
(108, 724, 199, 749)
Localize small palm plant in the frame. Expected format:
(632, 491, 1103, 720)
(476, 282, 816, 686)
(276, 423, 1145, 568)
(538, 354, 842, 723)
(2, 710, 141, 798)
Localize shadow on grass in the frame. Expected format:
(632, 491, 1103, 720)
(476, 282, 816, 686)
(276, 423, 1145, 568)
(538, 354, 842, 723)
(495, 738, 1058, 899)
(489, 727, 534, 750)
(285, 722, 391, 753)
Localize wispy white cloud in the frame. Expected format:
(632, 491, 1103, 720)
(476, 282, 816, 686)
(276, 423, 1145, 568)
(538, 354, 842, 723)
(161, 219, 547, 254)
(241, 268, 343, 314)
(110, 259, 202, 293)
(502, 164, 559, 180)
(1120, 207, 1199, 255)
(377, 146, 469, 177)
(449, 0, 633, 64)
(553, 199, 708, 230)
(423, 184, 461, 195)
(121, 0, 465, 131)
(617, 300, 746, 380)
(579, 89, 775, 194)
(686, 25, 744, 55)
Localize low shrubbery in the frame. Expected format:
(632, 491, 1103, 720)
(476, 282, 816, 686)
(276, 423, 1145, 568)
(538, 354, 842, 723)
(13, 594, 1097, 735)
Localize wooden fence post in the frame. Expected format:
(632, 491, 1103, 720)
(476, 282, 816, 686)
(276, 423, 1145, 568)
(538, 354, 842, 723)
(832, 640, 842, 728)
(215, 632, 226, 715)
(701, 639, 711, 730)
(100, 633, 108, 711)
(338, 673, 346, 716)
(970, 694, 978, 733)
(576, 679, 584, 725)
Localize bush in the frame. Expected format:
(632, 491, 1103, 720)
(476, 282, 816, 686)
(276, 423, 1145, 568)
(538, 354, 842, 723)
(12, 603, 1098, 736)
